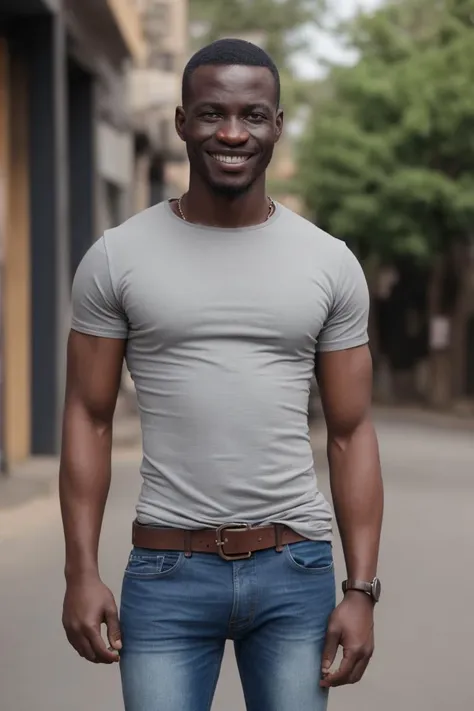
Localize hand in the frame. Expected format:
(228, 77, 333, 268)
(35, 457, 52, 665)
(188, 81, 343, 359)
(62, 574, 122, 664)
(320, 591, 375, 688)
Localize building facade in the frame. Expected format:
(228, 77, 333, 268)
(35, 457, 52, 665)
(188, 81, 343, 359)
(128, 0, 189, 207)
(0, 0, 145, 470)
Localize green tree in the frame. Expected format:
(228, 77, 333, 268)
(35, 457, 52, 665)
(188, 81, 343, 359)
(301, 0, 474, 259)
(298, 0, 474, 402)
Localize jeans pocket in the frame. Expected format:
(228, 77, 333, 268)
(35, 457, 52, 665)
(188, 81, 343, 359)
(284, 540, 334, 574)
(124, 548, 184, 579)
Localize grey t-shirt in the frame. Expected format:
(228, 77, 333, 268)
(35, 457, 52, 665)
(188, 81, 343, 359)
(71, 200, 369, 541)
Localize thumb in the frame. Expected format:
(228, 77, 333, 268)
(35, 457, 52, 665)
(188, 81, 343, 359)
(105, 603, 122, 652)
(321, 624, 340, 675)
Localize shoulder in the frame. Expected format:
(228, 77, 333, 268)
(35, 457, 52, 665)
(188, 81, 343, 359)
(102, 201, 169, 255)
(73, 202, 170, 295)
(275, 206, 367, 302)
(276, 204, 347, 260)
(275, 204, 353, 293)
(97, 201, 172, 286)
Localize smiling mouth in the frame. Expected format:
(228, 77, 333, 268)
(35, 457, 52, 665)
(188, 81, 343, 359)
(209, 153, 252, 165)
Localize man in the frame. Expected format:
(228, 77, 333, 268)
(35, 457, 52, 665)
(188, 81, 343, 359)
(60, 39, 383, 711)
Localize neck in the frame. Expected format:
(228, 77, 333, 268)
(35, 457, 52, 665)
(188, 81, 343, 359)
(182, 173, 270, 228)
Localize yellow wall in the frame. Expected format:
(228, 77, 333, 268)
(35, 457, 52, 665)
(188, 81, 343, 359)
(0, 39, 9, 467)
(1, 45, 31, 465)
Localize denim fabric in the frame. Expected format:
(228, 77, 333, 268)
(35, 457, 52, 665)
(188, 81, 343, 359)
(120, 540, 336, 711)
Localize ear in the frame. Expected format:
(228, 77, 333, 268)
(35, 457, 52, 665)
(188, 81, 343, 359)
(275, 109, 284, 143)
(175, 106, 186, 142)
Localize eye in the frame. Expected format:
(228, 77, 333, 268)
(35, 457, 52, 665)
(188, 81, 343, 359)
(247, 112, 266, 123)
(200, 111, 221, 121)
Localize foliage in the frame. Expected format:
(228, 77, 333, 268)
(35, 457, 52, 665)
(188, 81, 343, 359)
(298, 0, 474, 262)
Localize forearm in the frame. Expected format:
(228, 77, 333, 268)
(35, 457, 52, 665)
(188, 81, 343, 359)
(59, 404, 113, 581)
(328, 418, 383, 580)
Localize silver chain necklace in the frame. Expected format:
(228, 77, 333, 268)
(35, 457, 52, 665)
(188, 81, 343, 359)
(177, 195, 275, 223)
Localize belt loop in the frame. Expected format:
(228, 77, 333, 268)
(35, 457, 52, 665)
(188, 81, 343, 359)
(184, 530, 193, 558)
(274, 524, 284, 553)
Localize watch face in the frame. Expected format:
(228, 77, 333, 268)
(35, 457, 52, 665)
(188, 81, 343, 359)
(372, 577, 382, 602)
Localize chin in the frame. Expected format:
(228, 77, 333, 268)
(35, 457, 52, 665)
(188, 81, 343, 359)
(208, 176, 255, 197)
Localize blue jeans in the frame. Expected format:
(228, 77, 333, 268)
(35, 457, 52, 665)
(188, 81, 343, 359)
(120, 539, 336, 711)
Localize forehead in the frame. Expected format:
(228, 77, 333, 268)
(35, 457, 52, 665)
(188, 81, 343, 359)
(187, 64, 278, 107)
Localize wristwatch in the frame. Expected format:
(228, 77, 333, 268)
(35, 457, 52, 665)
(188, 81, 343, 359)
(342, 577, 381, 603)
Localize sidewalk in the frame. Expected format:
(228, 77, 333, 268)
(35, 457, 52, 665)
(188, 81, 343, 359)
(0, 456, 58, 512)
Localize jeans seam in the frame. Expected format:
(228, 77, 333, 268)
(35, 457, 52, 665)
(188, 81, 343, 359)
(283, 544, 334, 575)
(124, 552, 186, 579)
(229, 559, 258, 633)
(228, 562, 240, 629)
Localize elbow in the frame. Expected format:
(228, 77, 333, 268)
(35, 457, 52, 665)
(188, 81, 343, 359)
(327, 416, 375, 453)
(63, 397, 114, 437)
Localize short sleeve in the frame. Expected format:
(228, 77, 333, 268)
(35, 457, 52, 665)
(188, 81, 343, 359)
(316, 246, 370, 352)
(71, 237, 128, 339)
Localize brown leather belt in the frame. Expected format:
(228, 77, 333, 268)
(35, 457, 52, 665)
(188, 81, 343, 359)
(132, 521, 306, 561)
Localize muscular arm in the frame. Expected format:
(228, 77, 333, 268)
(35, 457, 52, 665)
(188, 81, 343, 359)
(60, 331, 126, 664)
(313, 246, 381, 687)
(316, 345, 383, 582)
(317, 345, 383, 688)
(60, 330, 125, 580)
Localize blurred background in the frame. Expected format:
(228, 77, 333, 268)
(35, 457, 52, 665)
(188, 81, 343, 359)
(0, 1, 473, 710)
(1, 0, 474, 473)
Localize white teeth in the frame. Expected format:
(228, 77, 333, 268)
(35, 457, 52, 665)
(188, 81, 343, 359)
(212, 154, 249, 164)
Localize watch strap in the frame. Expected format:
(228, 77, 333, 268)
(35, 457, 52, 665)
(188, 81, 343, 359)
(342, 579, 373, 595)
(342, 578, 381, 602)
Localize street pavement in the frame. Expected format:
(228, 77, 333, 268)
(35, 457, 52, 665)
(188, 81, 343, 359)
(1, 417, 473, 711)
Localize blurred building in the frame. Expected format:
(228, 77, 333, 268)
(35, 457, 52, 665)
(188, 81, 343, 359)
(0, 0, 146, 470)
(128, 0, 189, 206)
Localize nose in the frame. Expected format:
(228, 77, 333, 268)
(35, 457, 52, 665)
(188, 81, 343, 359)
(216, 117, 249, 146)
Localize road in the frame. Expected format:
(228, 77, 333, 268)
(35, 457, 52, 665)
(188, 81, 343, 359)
(1, 416, 473, 711)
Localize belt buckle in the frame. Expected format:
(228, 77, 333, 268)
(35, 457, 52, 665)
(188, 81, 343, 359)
(216, 523, 252, 561)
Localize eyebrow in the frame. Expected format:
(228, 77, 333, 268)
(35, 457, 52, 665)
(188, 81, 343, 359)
(193, 102, 273, 113)
(193, 102, 225, 112)
(244, 103, 272, 113)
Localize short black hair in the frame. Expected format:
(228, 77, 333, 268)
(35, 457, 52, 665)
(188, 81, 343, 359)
(182, 38, 280, 107)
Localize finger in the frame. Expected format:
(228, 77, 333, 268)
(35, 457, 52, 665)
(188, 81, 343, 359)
(67, 629, 97, 664)
(85, 627, 120, 664)
(321, 625, 340, 677)
(321, 650, 359, 688)
(348, 656, 370, 685)
(105, 605, 122, 652)
(79, 638, 98, 664)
